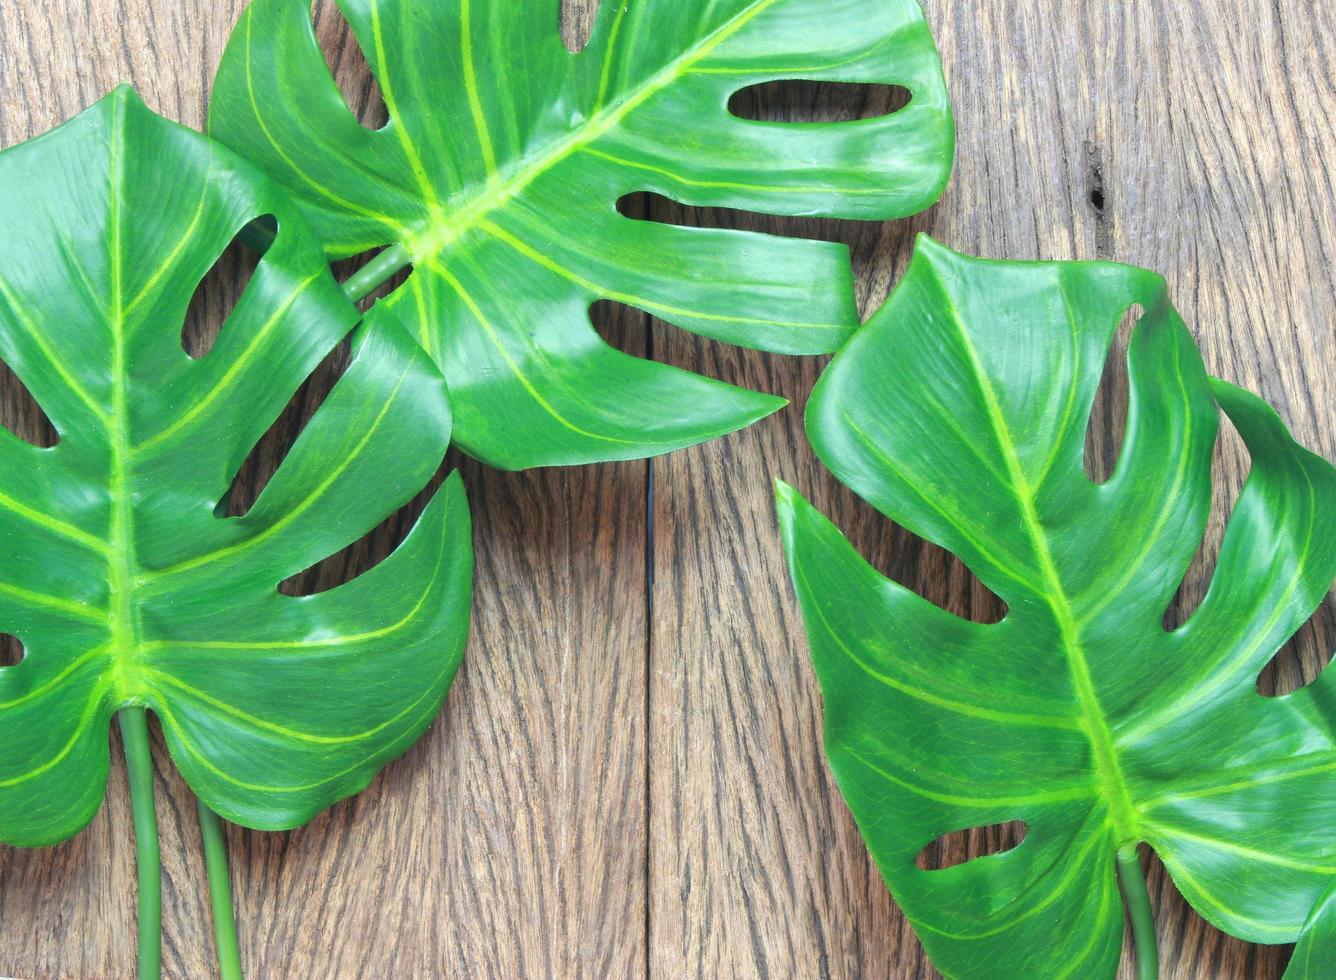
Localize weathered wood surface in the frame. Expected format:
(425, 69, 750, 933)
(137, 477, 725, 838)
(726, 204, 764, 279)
(0, 1, 1332, 977)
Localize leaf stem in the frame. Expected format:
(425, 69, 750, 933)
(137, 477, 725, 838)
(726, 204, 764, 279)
(238, 218, 409, 305)
(342, 244, 413, 304)
(197, 801, 244, 980)
(1116, 843, 1159, 980)
(118, 707, 161, 980)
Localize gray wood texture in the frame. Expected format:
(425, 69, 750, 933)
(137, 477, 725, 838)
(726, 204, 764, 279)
(0, 1, 1331, 977)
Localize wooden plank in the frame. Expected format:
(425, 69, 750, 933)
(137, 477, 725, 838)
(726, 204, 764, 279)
(0, 2, 648, 978)
(649, 2, 1334, 979)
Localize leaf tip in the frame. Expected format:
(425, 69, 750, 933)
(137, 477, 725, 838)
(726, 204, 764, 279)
(772, 479, 815, 546)
(909, 232, 967, 270)
(104, 83, 145, 113)
(740, 391, 791, 429)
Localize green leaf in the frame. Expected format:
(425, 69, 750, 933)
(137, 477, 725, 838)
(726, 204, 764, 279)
(777, 237, 1336, 979)
(1286, 881, 1336, 980)
(0, 88, 472, 846)
(207, 0, 954, 468)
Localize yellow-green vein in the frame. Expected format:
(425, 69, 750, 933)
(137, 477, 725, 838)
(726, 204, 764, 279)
(0, 647, 106, 710)
(403, 0, 787, 260)
(1162, 857, 1299, 939)
(133, 274, 318, 454)
(122, 182, 211, 320)
(0, 272, 110, 429)
(1117, 450, 1318, 744)
(0, 487, 108, 555)
(154, 660, 453, 795)
(1077, 331, 1199, 627)
(1052, 870, 1118, 979)
(0, 681, 108, 787)
(106, 90, 144, 703)
(838, 410, 1043, 596)
(794, 558, 1078, 730)
(141, 502, 452, 654)
(581, 146, 891, 196)
(241, 8, 404, 232)
(1144, 819, 1336, 874)
(369, 0, 447, 209)
(1138, 756, 1336, 812)
(844, 746, 1093, 809)
(140, 368, 412, 582)
(912, 816, 1110, 941)
(0, 582, 106, 623)
(147, 667, 426, 745)
(924, 258, 1141, 847)
(426, 257, 641, 446)
(479, 215, 845, 332)
(457, 0, 498, 179)
(593, 2, 629, 112)
(1028, 276, 1087, 490)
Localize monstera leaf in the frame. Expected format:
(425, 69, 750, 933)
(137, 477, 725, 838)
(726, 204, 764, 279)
(1286, 883, 1336, 979)
(777, 238, 1336, 978)
(0, 88, 472, 848)
(208, 0, 955, 469)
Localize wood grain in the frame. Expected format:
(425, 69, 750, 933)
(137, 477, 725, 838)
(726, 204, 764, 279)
(0, 0, 1331, 978)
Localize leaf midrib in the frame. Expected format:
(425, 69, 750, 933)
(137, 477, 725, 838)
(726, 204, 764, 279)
(398, 0, 784, 262)
(928, 262, 1140, 847)
(107, 91, 144, 704)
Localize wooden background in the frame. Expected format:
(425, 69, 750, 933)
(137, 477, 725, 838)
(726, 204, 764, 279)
(1, 0, 1333, 977)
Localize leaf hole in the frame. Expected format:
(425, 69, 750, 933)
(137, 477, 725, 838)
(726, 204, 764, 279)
(614, 192, 858, 244)
(728, 81, 912, 123)
(280, 462, 451, 596)
(590, 297, 825, 404)
(589, 299, 650, 358)
(0, 633, 24, 668)
(311, 0, 388, 131)
(887, 526, 1009, 626)
(560, 0, 599, 53)
(615, 192, 852, 242)
(916, 820, 1027, 871)
(181, 218, 273, 359)
(1162, 412, 1249, 631)
(1083, 304, 1143, 484)
(220, 339, 351, 518)
(809, 479, 1009, 626)
(1257, 590, 1335, 697)
(0, 357, 57, 448)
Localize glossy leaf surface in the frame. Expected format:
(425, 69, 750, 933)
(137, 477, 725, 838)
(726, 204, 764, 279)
(0, 89, 472, 846)
(778, 238, 1336, 978)
(208, 0, 954, 468)
(1286, 882, 1336, 979)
